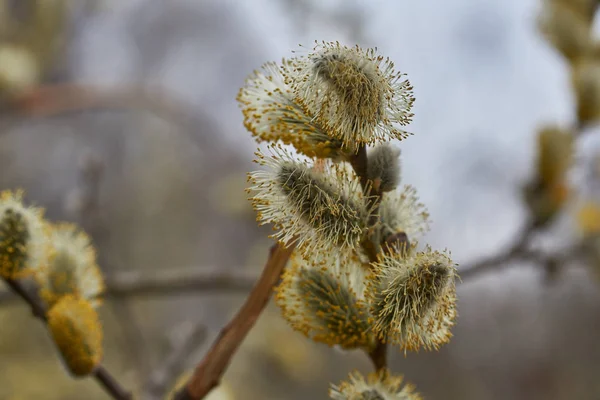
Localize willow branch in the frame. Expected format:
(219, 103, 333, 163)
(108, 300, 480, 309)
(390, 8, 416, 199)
(8, 84, 192, 123)
(459, 219, 538, 280)
(172, 241, 296, 400)
(106, 268, 258, 298)
(0, 268, 258, 305)
(144, 323, 208, 400)
(2, 277, 132, 400)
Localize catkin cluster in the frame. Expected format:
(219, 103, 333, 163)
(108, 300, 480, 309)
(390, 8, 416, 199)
(240, 41, 458, 399)
(529, 0, 598, 229)
(0, 190, 104, 377)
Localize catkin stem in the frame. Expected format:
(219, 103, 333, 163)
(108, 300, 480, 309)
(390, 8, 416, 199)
(348, 144, 388, 371)
(368, 340, 388, 371)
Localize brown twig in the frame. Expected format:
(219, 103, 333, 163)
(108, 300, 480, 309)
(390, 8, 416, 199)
(2, 277, 133, 400)
(368, 340, 388, 372)
(172, 241, 296, 400)
(349, 145, 369, 190)
(348, 144, 388, 370)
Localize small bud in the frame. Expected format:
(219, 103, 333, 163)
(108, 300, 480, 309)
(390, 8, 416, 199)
(0, 190, 50, 279)
(248, 145, 371, 252)
(329, 369, 422, 400)
(47, 295, 103, 377)
(289, 41, 415, 148)
(576, 201, 600, 236)
(382, 231, 411, 257)
(366, 144, 401, 193)
(237, 61, 348, 159)
(572, 60, 600, 124)
(536, 126, 574, 187)
(374, 185, 430, 254)
(524, 126, 574, 226)
(367, 248, 458, 352)
(275, 249, 375, 350)
(549, 0, 598, 24)
(37, 223, 104, 309)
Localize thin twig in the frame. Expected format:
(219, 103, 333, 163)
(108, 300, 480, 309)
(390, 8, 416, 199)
(172, 241, 296, 400)
(70, 151, 152, 384)
(459, 219, 538, 280)
(348, 144, 388, 371)
(106, 268, 258, 298)
(144, 323, 208, 400)
(2, 277, 132, 400)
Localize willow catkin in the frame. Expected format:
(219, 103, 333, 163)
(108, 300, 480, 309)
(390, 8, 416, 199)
(368, 248, 458, 352)
(289, 41, 415, 148)
(248, 145, 370, 253)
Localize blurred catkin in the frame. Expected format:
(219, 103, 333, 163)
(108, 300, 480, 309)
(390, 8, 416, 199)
(47, 295, 103, 377)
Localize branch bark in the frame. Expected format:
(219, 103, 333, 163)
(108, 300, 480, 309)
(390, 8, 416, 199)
(172, 241, 296, 400)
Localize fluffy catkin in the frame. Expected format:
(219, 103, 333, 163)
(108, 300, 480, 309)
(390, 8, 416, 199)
(0, 190, 49, 279)
(289, 41, 415, 148)
(47, 295, 103, 377)
(330, 369, 422, 400)
(275, 249, 375, 350)
(368, 248, 458, 352)
(248, 145, 370, 252)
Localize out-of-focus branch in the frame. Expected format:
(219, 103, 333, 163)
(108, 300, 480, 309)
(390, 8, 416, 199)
(173, 241, 296, 400)
(9, 84, 193, 124)
(459, 219, 538, 280)
(349, 143, 388, 372)
(0, 268, 258, 305)
(2, 277, 133, 400)
(144, 322, 208, 400)
(459, 224, 585, 281)
(69, 150, 151, 384)
(106, 267, 258, 297)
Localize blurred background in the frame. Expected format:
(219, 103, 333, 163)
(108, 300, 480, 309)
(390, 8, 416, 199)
(1, 0, 600, 399)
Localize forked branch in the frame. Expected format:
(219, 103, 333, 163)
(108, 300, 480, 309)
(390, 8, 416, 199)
(173, 241, 296, 400)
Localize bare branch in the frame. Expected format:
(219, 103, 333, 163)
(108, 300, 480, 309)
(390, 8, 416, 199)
(173, 241, 296, 400)
(2, 277, 133, 400)
(9, 83, 193, 125)
(0, 268, 258, 305)
(70, 150, 154, 386)
(144, 323, 208, 400)
(106, 267, 258, 298)
(459, 219, 538, 280)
